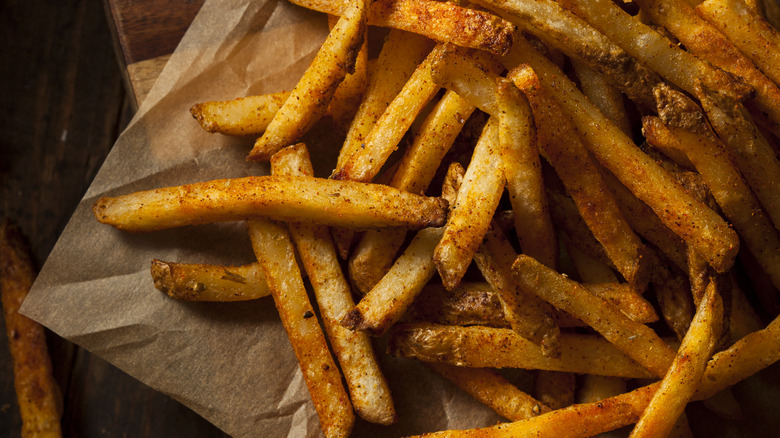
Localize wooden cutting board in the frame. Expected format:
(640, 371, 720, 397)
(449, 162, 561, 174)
(105, 0, 205, 108)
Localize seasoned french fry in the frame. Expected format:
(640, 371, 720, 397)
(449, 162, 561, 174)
(247, 219, 354, 438)
(247, 0, 367, 161)
(92, 175, 448, 232)
(512, 255, 676, 377)
(326, 14, 368, 136)
(634, 0, 780, 138)
(512, 64, 648, 289)
(336, 29, 433, 169)
(348, 90, 476, 293)
(697, 0, 780, 86)
(289, 0, 516, 55)
(429, 45, 505, 117)
(471, 0, 662, 109)
(332, 44, 444, 183)
(496, 78, 557, 269)
(560, 0, 750, 101)
(190, 91, 290, 136)
(533, 371, 575, 410)
(388, 323, 656, 378)
(570, 59, 632, 136)
(585, 283, 659, 324)
(502, 34, 740, 273)
(630, 279, 723, 438)
(425, 362, 551, 421)
(271, 145, 396, 425)
(1, 221, 62, 438)
(150, 260, 268, 301)
(643, 116, 780, 290)
(434, 119, 504, 290)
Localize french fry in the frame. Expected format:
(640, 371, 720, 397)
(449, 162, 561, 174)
(512, 255, 676, 377)
(407, 282, 508, 327)
(270, 145, 396, 425)
(326, 14, 368, 136)
(289, 0, 516, 55)
(1, 220, 62, 438)
(570, 59, 632, 136)
(629, 279, 724, 438)
(247, 0, 367, 161)
(502, 34, 740, 273)
(652, 258, 696, 341)
(512, 65, 649, 289)
(643, 116, 780, 290)
(388, 323, 656, 378)
(634, 0, 780, 138)
(150, 260, 268, 301)
(247, 219, 354, 438)
(190, 91, 290, 136)
(559, 0, 750, 101)
(332, 44, 445, 183)
(92, 175, 448, 232)
(585, 283, 659, 324)
(429, 45, 505, 117)
(697, 0, 780, 87)
(471, 0, 662, 109)
(434, 119, 504, 290)
(348, 90, 476, 293)
(496, 77, 557, 269)
(425, 362, 551, 421)
(533, 371, 575, 410)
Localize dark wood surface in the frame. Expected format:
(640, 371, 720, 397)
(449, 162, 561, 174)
(0, 0, 225, 436)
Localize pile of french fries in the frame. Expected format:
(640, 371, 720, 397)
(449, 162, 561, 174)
(93, 0, 780, 435)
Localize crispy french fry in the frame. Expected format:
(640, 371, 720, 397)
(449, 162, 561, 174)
(534, 371, 575, 410)
(434, 119, 504, 290)
(388, 323, 656, 378)
(348, 90, 476, 293)
(247, 0, 367, 161)
(92, 175, 448, 232)
(512, 65, 648, 289)
(634, 0, 780, 138)
(502, 34, 740, 273)
(326, 14, 368, 136)
(1, 221, 62, 438)
(585, 283, 659, 324)
(150, 260, 268, 301)
(697, 0, 780, 86)
(570, 58, 633, 136)
(190, 91, 290, 136)
(247, 219, 354, 438)
(425, 362, 551, 421)
(496, 77, 557, 269)
(560, 0, 750, 101)
(270, 145, 396, 425)
(643, 116, 780, 290)
(429, 45, 505, 117)
(512, 255, 676, 377)
(629, 279, 723, 438)
(290, 0, 516, 55)
(332, 44, 444, 183)
(471, 0, 662, 109)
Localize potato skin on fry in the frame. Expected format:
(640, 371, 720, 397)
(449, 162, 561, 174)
(1, 220, 62, 438)
(92, 175, 448, 232)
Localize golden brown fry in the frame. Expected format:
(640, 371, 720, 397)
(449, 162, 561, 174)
(585, 283, 659, 324)
(426, 362, 551, 421)
(630, 279, 723, 438)
(512, 65, 648, 289)
(150, 260, 268, 301)
(635, 0, 780, 138)
(534, 371, 575, 410)
(289, 0, 516, 55)
(348, 90, 476, 294)
(643, 116, 780, 290)
(496, 77, 557, 269)
(326, 14, 368, 136)
(92, 175, 448, 232)
(502, 34, 740, 273)
(697, 0, 780, 86)
(271, 145, 396, 425)
(247, 0, 367, 161)
(247, 219, 354, 438)
(434, 119, 504, 290)
(430, 45, 505, 117)
(190, 91, 290, 136)
(560, 0, 750, 101)
(512, 255, 676, 377)
(388, 323, 656, 378)
(332, 44, 444, 183)
(1, 220, 62, 438)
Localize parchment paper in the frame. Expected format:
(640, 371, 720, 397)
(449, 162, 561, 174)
(20, 0, 511, 435)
